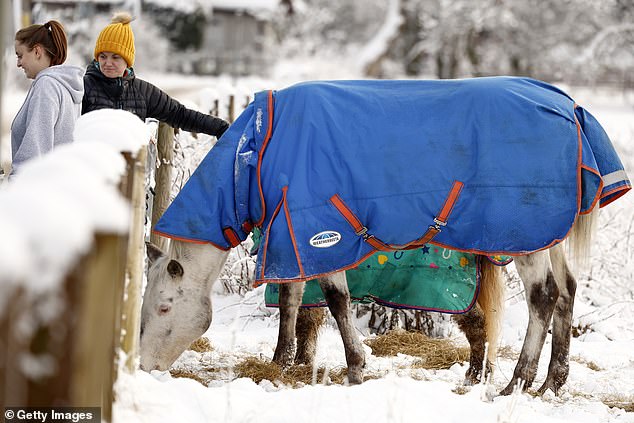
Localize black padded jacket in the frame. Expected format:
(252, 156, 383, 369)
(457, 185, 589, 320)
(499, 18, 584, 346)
(82, 61, 229, 137)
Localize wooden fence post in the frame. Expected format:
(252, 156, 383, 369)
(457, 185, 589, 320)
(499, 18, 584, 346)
(120, 148, 148, 372)
(70, 233, 127, 422)
(150, 123, 174, 251)
(228, 95, 235, 123)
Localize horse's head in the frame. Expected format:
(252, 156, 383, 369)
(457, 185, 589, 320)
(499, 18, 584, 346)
(140, 241, 229, 371)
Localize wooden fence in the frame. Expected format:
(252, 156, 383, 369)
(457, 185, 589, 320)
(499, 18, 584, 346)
(0, 145, 150, 422)
(0, 94, 250, 421)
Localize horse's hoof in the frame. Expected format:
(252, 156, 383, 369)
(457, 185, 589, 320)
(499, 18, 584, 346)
(537, 380, 561, 396)
(346, 369, 364, 385)
(463, 368, 482, 386)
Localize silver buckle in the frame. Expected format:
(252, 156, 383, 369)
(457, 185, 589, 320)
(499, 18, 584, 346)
(355, 226, 368, 237)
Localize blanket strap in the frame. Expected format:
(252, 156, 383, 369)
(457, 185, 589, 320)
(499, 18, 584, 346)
(223, 227, 242, 247)
(330, 180, 464, 252)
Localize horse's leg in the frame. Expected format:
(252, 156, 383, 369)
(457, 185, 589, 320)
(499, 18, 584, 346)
(537, 244, 576, 395)
(454, 258, 504, 385)
(453, 304, 489, 385)
(295, 307, 327, 366)
(317, 272, 365, 384)
(500, 250, 558, 395)
(272, 281, 305, 368)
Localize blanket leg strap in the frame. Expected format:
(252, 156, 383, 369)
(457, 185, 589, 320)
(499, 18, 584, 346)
(330, 180, 464, 251)
(223, 227, 242, 248)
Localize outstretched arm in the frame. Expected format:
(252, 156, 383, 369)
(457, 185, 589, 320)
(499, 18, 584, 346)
(141, 79, 229, 137)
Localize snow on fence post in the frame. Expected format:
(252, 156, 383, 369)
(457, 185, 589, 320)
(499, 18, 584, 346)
(150, 122, 175, 251)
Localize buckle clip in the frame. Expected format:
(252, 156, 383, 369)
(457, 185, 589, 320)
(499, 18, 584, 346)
(430, 218, 447, 232)
(355, 226, 369, 238)
(433, 218, 447, 227)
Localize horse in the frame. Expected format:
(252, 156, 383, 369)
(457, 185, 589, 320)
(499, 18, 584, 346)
(140, 77, 630, 396)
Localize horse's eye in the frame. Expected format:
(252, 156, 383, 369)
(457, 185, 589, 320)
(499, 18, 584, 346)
(159, 304, 171, 315)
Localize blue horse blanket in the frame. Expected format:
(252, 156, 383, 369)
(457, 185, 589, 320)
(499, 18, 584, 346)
(155, 77, 631, 284)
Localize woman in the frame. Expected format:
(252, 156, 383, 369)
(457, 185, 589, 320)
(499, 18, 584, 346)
(82, 12, 229, 137)
(11, 20, 84, 175)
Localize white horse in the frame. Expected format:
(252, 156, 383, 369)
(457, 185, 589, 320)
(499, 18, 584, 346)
(141, 211, 595, 395)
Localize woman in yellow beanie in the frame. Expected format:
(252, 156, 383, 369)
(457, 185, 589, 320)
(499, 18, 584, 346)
(82, 12, 229, 137)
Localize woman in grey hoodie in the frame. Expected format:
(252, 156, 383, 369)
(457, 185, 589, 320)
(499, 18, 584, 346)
(10, 20, 84, 175)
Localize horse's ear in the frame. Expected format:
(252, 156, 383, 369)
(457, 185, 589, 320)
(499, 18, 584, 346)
(167, 260, 184, 278)
(146, 242, 165, 264)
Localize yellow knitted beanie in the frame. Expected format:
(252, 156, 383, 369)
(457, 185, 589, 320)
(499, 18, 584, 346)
(94, 12, 135, 66)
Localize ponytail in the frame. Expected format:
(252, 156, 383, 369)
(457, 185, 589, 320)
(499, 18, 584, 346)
(15, 20, 68, 66)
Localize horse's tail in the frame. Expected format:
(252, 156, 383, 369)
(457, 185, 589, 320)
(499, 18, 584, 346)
(478, 258, 505, 365)
(567, 207, 599, 271)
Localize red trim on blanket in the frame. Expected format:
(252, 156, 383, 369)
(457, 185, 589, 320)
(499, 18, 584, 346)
(151, 230, 231, 251)
(255, 91, 275, 227)
(282, 186, 305, 279)
(574, 104, 583, 216)
(579, 164, 603, 215)
(428, 238, 565, 257)
(254, 249, 377, 286)
(599, 184, 632, 208)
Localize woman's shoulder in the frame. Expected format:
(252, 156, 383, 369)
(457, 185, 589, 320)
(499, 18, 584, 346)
(131, 76, 165, 97)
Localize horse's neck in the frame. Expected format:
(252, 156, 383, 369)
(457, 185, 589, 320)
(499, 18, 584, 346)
(170, 240, 230, 291)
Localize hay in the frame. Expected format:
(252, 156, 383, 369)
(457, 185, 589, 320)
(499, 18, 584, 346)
(498, 345, 519, 360)
(189, 337, 213, 353)
(603, 400, 634, 412)
(570, 354, 602, 371)
(600, 393, 634, 412)
(234, 356, 354, 386)
(170, 368, 209, 385)
(364, 329, 470, 370)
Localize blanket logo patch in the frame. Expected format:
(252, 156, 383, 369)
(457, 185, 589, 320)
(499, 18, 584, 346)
(310, 231, 341, 248)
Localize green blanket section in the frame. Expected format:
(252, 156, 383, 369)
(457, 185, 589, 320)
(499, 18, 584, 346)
(266, 245, 488, 313)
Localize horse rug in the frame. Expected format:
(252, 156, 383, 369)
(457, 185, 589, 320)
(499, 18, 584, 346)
(265, 246, 512, 313)
(154, 77, 631, 284)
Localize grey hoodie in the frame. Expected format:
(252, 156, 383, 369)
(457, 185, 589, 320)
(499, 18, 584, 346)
(10, 64, 84, 175)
